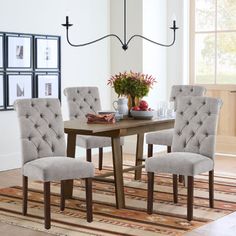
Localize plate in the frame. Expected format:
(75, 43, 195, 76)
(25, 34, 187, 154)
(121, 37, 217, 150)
(98, 110, 116, 115)
(130, 110, 154, 120)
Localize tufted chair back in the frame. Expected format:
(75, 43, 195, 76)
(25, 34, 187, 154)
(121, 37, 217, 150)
(170, 85, 206, 111)
(172, 96, 222, 159)
(64, 87, 102, 120)
(14, 98, 66, 165)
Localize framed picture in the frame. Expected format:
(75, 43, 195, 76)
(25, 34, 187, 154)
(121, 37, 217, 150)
(36, 74, 59, 98)
(7, 34, 32, 69)
(36, 37, 59, 69)
(7, 74, 32, 107)
(0, 34, 3, 69)
(0, 74, 4, 109)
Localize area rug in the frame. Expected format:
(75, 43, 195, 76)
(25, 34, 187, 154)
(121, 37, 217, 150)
(0, 166, 235, 236)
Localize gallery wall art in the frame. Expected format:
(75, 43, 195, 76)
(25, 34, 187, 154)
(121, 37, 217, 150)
(0, 32, 61, 111)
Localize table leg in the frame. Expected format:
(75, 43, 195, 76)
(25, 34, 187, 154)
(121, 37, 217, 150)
(135, 133, 144, 180)
(112, 137, 125, 208)
(64, 133, 77, 199)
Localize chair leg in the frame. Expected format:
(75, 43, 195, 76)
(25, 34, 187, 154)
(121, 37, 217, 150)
(167, 146, 171, 153)
(179, 175, 184, 184)
(22, 176, 28, 216)
(86, 149, 92, 162)
(147, 172, 154, 214)
(85, 178, 93, 222)
(44, 182, 51, 229)
(120, 146, 123, 164)
(147, 144, 153, 157)
(60, 180, 65, 211)
(98, 148, 103, 170)
(209, 170, 214, 208)
(187, 176, 194, 221)
(173, 174, 178, 203)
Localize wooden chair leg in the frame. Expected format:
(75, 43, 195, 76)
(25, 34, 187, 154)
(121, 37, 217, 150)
(147, 144, 153, 157)
(85, 178, 93, 222)
(60, 180, 65, 211)
(44, 182, 51, 229)
(22, 176, 28, 216)
(167, 146, 171, 153)
(173, 174, 178, 203)
(147, 172, 154, 214)
(120, 146, 123, 164)
(187, 176, 194, 221)
(179, 175, 184, 183)
(86, 149, 92, 162)
(98, 148, 103, 170)
(209, 170, 214, 208)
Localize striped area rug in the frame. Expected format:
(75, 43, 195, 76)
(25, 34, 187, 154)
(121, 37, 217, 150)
(0, 166, 235, 236)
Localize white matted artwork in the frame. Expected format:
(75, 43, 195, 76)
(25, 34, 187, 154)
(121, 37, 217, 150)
(0, 75, 3, 107)
(37, 75, 59, 98)
(8, 74, 32, 106)
(7, 36, 31, 68)
(0, 36, 3, 68)
(36, 38, 58, 69)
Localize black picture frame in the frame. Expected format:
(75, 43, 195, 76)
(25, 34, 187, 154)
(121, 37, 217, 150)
(0, 31, 61, 111)
(6, 34, 32, 70)
(0, 34, 3, 69)
(36, 73, 60, 99)
(35, 37, 59, 70)
(6, 73, 33, 108)
(0, 73, 4, 109)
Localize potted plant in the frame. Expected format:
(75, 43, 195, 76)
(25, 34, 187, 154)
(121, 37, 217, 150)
(108, 71, 156, 109)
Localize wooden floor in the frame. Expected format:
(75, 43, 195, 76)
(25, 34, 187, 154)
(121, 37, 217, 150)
(0, 153, 236, 236)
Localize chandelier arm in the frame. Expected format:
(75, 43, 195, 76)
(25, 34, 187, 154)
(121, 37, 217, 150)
(65, 28, 124, 47)
(126, 30, 177, 48)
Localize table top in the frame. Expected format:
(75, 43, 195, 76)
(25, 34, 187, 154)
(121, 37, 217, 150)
(64, 117, 175, 135)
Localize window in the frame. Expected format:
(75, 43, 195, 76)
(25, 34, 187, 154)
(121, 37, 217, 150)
(190, 0, 236, 84)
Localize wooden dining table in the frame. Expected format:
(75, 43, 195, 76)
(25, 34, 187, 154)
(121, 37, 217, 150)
(63, 116, 174, 209)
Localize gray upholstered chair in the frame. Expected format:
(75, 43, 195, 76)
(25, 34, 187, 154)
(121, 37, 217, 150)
(146, 85, 206, 156)
(146, 85, 206, 182)
(64, 87, 124, 170)
(145, 96, 222, 221)
(14, 98, 94, 229)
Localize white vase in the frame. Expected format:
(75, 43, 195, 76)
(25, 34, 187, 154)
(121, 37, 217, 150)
(112, 98, 129, 116)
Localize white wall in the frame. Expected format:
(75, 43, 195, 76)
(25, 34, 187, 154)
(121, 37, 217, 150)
(167, 0, 189, 98)
(142, 0, 168, 154)
(0, 0, 110, 171)
(110, 0, 144, 154)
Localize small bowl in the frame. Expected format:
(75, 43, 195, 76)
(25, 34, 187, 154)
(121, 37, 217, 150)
(130, 110, 154, 120)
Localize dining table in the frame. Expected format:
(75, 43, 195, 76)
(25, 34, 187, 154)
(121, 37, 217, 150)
(63, 116, 175, 209)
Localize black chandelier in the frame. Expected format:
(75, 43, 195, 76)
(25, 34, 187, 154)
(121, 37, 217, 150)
(62, 0, 179, 51)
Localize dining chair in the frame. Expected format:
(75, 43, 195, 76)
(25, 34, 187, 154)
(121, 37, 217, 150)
(146, 85, 206, 182)
(145, 96, 222, 221)
(64, 87, 124, 170)
(14, 98, 94, 229)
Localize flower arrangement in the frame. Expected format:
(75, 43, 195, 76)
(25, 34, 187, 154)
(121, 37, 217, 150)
(108, 71, 156, 107)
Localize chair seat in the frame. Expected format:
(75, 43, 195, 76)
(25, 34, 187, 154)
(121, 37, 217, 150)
(76, 135, 124, 149)
(145, 152, 214, 176)
(146, 129, 174, 146)
(23, 156, 94, 182)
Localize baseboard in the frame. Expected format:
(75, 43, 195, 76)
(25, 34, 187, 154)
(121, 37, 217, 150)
(0, 152, 21, 171)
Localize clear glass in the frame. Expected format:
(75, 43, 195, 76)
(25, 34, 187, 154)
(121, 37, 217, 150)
(157, 101, 168, 118)
(195, 0, 215, 32)
(217, 32, 236, 84)
(217, 0, 236, 31)
(195, 33, 215, 84)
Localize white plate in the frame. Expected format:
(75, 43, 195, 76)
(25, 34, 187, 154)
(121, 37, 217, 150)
(98, 110, 116, 114)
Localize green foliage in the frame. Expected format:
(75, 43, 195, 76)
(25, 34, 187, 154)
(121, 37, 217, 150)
(108, 71, 156, 99)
